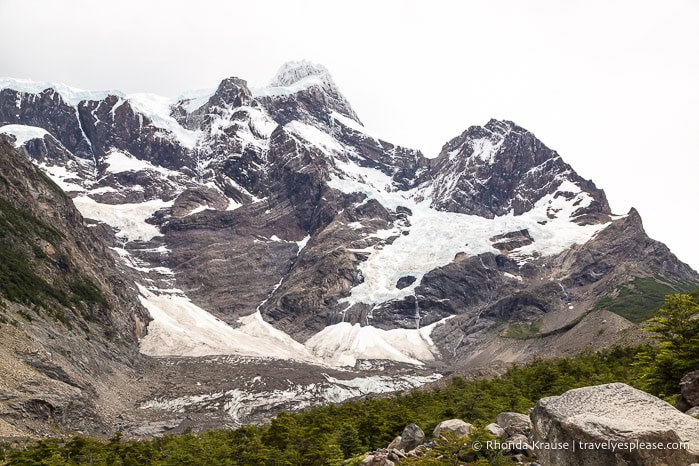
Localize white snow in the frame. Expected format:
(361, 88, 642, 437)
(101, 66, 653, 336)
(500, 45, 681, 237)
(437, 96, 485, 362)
(330, 111, 379, 140)
(72, 196, 172, 241)
(126, 93, 199, 149)
(38, 163, 85, 192)
(138, 285, 318, 363)
(176, 88, 214, 113)
(0, 124, 48, 147)
(0, 78, 199, 149)
(0, 77, 116, 106)
(469, 137, 501, 164)
(285, 121, 345, 155)
(304, 320, 441, 367)
(253, 61, 333, 97)
(296, 235, 311, 255)
(185, 205, 213, 216)
(328, 161, 610, 305)
(104, 150, 181, 177)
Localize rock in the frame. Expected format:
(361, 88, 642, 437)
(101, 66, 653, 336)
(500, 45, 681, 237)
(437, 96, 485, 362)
(531, 383, 699, 466)
(496, 412, 532, 436)
(682, 371, 699, 408)
(399, 423, 425, 451)
(504, 434, 534, 455)
(432, 419, 473, 438)
(486, 422, 506, 438)
(386, 435, 402, 450)
(388, 448, 406, 460)
(361, 454, 394, 466)
(688, 407, 699, 419)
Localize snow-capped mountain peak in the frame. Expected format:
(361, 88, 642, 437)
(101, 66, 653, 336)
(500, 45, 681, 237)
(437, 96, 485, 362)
(268, 60, 332, 88)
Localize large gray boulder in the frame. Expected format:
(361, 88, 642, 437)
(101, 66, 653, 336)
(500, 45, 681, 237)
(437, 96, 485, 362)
(496, 411, 532, 436)
(399, 423, 425, 451)
(432, 419, 473, 438)
(531, 383, 699, 466)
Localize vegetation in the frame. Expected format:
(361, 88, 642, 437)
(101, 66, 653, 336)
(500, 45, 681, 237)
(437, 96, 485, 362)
(502, 317, 542, 339)
(636, 292, 699, 397)
(594, 277, 698, 323)
(1, 290, 697, 465)
(0, 346, 646, 466)
(0, 197, 109, 325)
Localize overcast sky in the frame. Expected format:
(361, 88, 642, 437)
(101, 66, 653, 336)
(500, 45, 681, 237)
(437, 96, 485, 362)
(1, 0, 698, 271)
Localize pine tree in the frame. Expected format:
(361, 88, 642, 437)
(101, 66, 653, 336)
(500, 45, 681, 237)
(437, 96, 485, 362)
(637, 293, 699, 396)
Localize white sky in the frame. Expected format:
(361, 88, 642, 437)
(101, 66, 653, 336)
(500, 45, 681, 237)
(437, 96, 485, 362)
(1, 0, 698, 272)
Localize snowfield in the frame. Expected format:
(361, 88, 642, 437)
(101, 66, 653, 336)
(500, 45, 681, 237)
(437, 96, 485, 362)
(138, 284, 444, 367)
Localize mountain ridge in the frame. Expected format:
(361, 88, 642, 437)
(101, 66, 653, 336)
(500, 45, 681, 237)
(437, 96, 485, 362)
(0, 61, 697, 436)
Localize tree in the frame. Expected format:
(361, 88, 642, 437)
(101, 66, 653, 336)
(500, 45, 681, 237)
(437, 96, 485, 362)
(637, 293, 699, 396)
(337, 424, 363, 459)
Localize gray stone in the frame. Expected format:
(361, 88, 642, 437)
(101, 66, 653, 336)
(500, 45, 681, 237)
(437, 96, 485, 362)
(361, 454, 394, 466)
(386, 435, 401, 450)
(504, 434, 533, 455)
(486, 422, 506, 438)
(531, 383, 699, 466)
(682, 371, 699, 408)
(399, 423, 425, 451)
(687, 407, 699, 418)
(496, 412, 532, 436)
(432, 418, 473, 438)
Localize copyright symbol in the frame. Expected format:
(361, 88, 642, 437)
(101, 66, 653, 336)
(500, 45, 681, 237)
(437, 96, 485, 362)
(472, 441, 482, 451)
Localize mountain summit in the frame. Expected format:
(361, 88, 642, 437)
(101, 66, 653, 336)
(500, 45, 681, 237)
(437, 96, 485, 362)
(0, 64, 696, 436)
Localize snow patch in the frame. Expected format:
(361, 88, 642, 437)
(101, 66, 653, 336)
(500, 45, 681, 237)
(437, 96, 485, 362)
(0, 124, 48, 147)
(304, 320, 441, 367)
(285, 121, 344, 154)
(104, 150, 181, 177)
(138, 285, 318, 363)
(72, 196, 171, 242)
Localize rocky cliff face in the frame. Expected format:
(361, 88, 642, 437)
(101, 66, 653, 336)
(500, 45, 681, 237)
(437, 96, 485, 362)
(0, 138, 148, 436)
(0, 63, 697, 435)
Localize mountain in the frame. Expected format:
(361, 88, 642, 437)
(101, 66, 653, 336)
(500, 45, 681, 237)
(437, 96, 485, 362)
(0, 61, 697, 436)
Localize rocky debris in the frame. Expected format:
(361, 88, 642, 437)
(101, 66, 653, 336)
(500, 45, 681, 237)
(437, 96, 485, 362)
(531, 383, 699, 466)
(398, 423, 425, 451)
(486, 422, 506, 438)
(432, 419, 473, 438)
(0, 140, 150, 436)
(497, 411, 533, 437)
(360, 454, 395, 466)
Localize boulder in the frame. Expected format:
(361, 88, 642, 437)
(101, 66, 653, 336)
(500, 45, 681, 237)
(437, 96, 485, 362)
(399, 423, 425, 451)
(496, 412, 532, 436)
(688, 407, 699, 419)
(486, 422, 506, 438)
(682, 371, 699, 408)
(386, 435, 401, 450)
(531, 383, 699, 466)
(432, 419, 473, 438)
